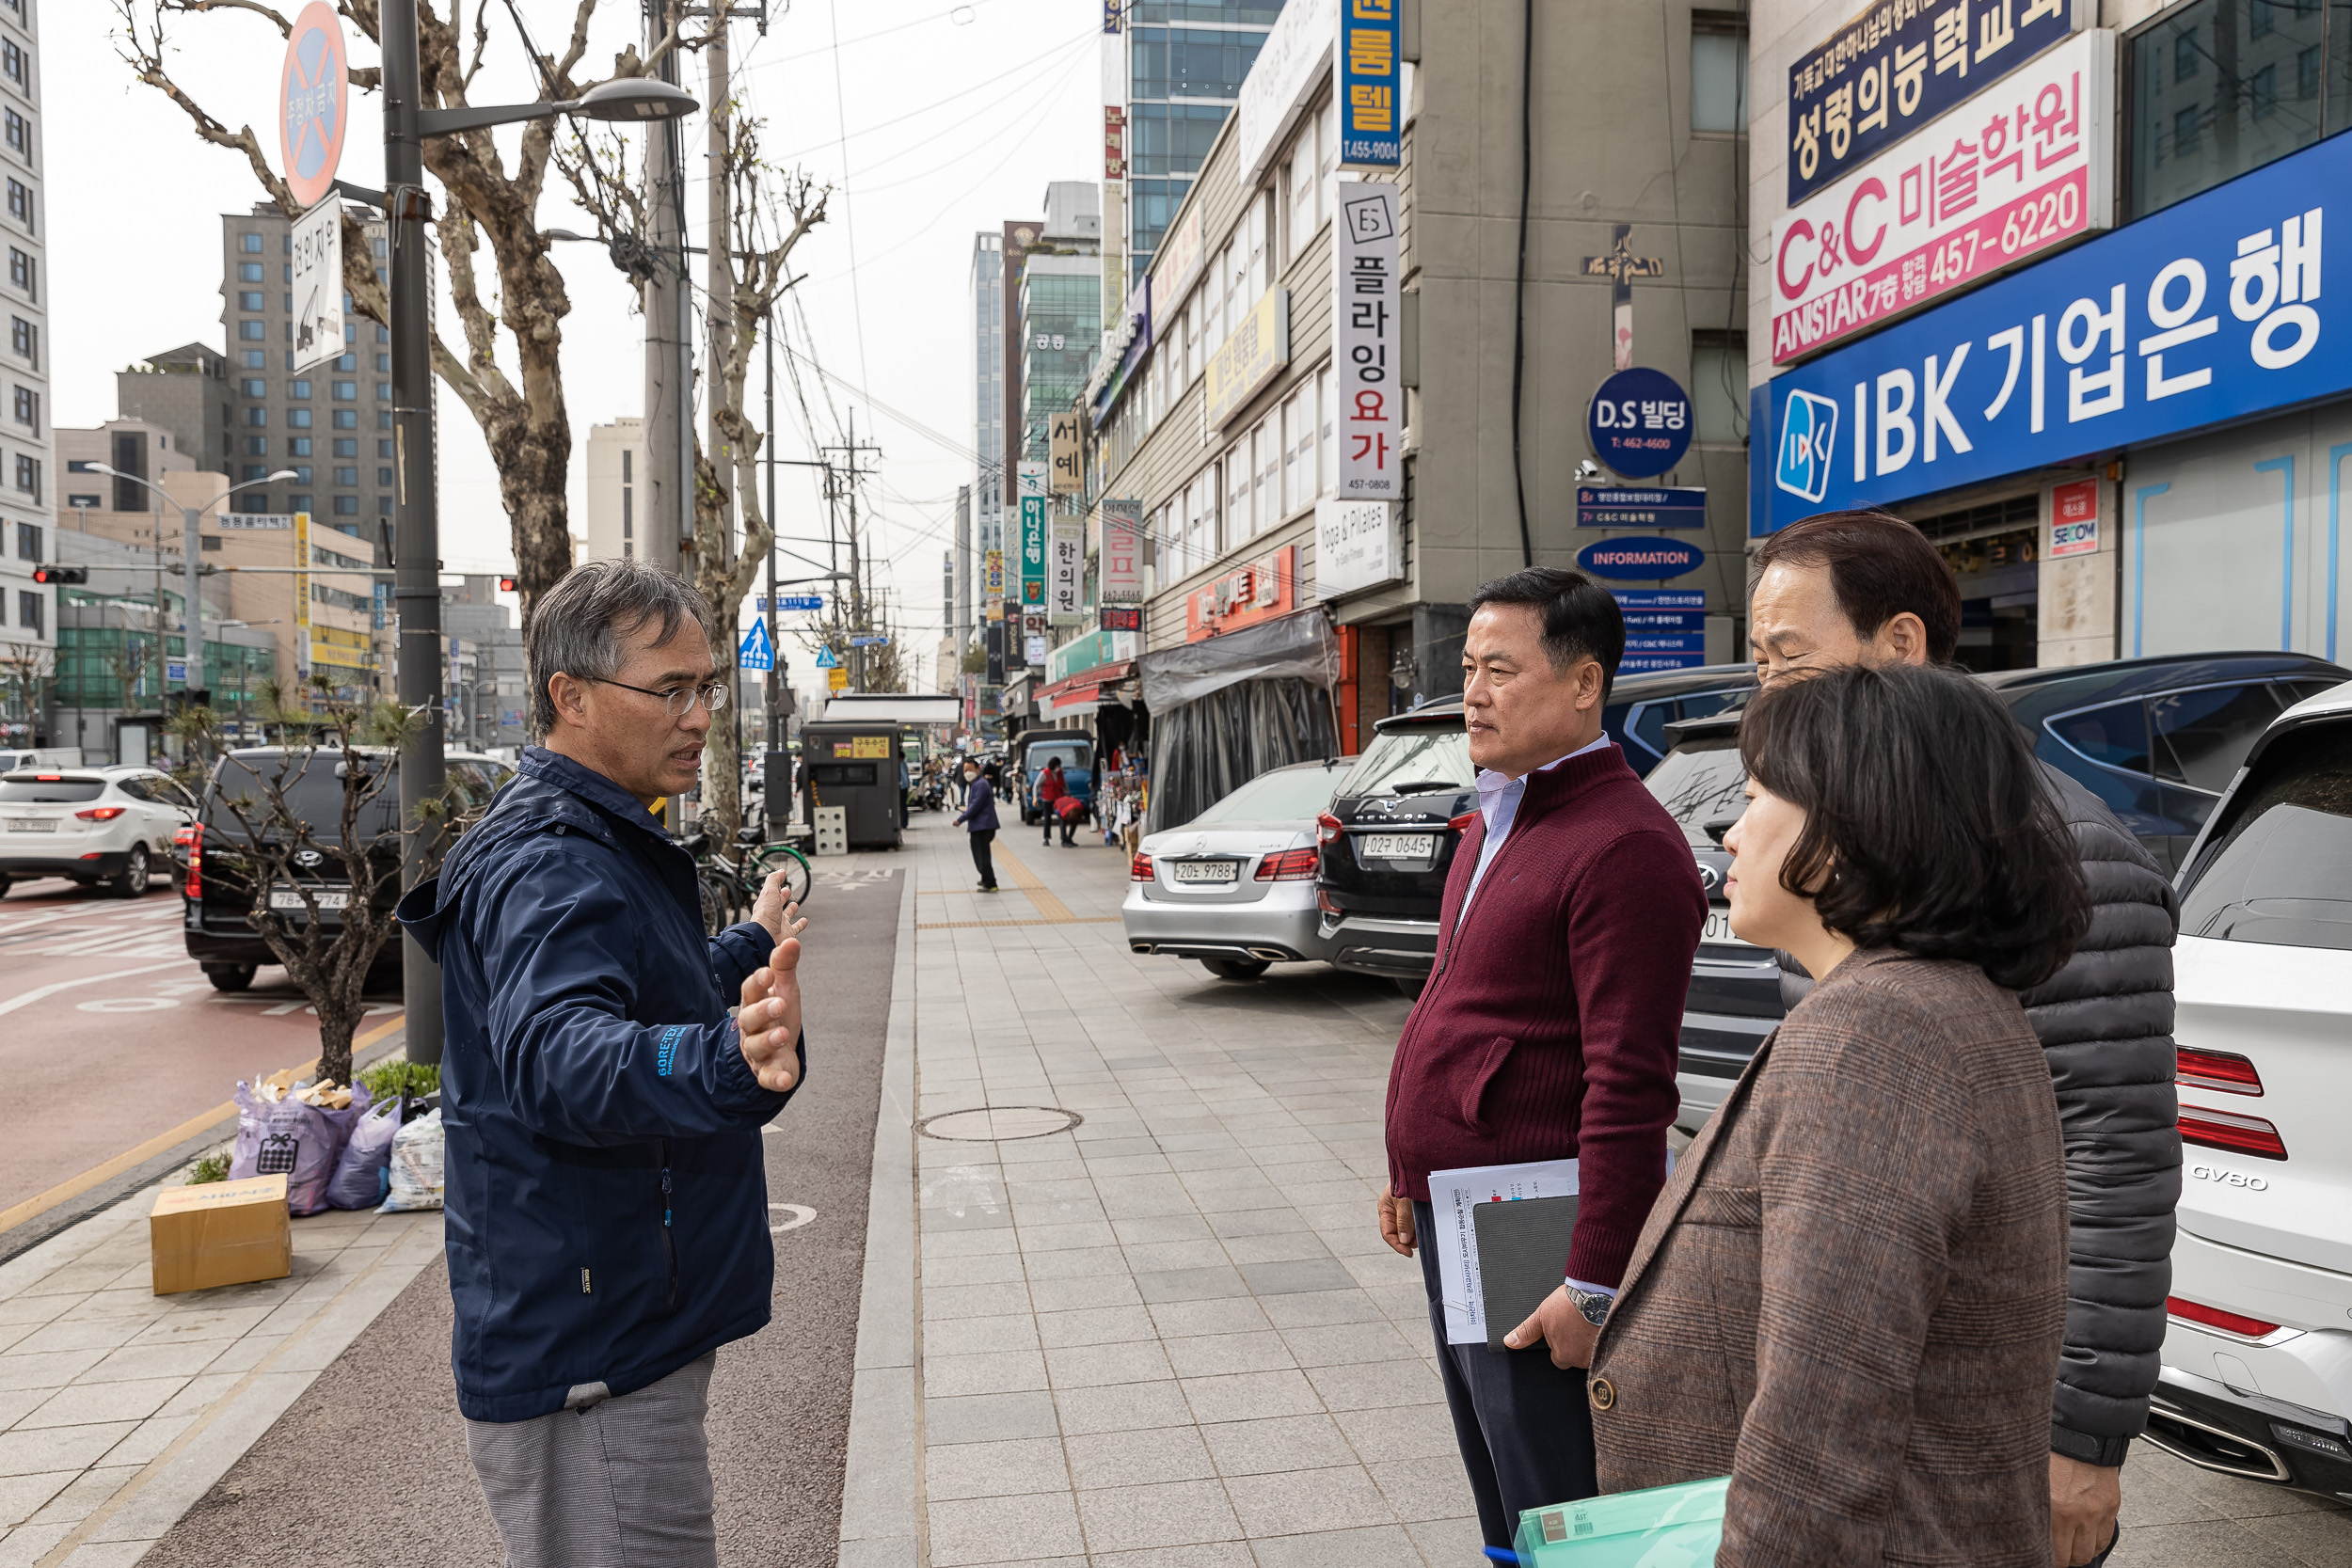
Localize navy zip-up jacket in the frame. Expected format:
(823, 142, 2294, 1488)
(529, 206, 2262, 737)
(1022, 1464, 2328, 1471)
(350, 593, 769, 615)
(954, 774, 999, 832)
(396, 748, 800, 1422)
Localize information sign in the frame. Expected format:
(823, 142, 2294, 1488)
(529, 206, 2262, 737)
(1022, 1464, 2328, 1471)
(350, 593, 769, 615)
(774, 593, 824, 612)
(1577, 486, 1707, 530)
(1611, 590, 1708, 609)
(1575, 535, 1705, 580)
(290, 198, 344, 374)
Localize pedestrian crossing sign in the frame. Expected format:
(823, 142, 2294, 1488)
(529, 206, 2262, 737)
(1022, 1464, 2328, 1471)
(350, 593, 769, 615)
(814, 645, 841, 669)
(738, 619, 774, 672)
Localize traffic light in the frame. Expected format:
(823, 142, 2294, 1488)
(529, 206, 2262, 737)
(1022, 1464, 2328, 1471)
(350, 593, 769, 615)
(31, 564, 87, 585)
(497, 576, 517, 594)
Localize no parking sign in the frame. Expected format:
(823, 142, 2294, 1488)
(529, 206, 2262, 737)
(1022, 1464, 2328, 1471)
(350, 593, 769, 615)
(279, 3, 349, 209)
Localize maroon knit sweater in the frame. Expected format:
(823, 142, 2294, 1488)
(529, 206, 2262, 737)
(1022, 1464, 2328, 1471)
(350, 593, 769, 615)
(1384, 743, 1706, 1289)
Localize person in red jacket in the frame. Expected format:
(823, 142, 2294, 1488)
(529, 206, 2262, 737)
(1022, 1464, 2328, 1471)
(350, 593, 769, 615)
(1034, 756, 1068, 846)
(1378, 567, 1706, 1546)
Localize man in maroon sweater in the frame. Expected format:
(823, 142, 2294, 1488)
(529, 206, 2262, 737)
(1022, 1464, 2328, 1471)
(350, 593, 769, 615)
(1379, 568, 1705, 1543)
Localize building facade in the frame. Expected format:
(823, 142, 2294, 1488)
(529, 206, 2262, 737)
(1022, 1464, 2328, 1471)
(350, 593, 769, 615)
(1120, 1, 1283, 278)
(1016, 183, 1104, 468)
(582, 417, 644, 563)
(1085, 0, 1752, 816)
(441, 574, 526, 749)
(1748, 0, 2352, 673)
(116, 343, 230, 479)
(218, 202, 393, 547)
(970, 230, 1005, 605)
(0, 0, 48, 747)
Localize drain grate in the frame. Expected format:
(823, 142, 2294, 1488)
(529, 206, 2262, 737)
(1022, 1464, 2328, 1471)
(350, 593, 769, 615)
(916, 1105, 1085, 1141)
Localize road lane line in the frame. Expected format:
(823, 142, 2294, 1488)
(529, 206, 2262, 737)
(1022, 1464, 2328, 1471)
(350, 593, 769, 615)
(0, 958, 190, 1019)
(0, 1012, 406, 1238)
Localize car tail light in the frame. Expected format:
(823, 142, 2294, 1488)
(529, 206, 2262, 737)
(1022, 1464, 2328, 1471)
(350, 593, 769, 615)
(2179, 1103, 2288, 1161)
(2167, 1295, 2281, 1338)
(1317, 887, 1341, 916)
(1315, 812, 1343, 846)
(2178, 1047, 2263, 1096)
(1254, 848, 1319, 881)
(1448, 810, 1478, 833)
(1130, 851, 1154, 882)
(74, 805, 127, 821)
(178, 822, 204, 899)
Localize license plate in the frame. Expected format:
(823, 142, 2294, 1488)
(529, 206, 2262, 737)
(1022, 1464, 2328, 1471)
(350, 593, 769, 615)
(1702, 908, 1754, 947)
(4, 818, 53, 832)
(1169, 860, 1237, 884)
(1359, 832, 1437, 862)
(270, 887, 352, 911)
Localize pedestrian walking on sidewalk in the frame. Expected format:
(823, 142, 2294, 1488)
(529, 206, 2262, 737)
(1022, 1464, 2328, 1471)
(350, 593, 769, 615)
(396, 560, 810, 1568)
(1035, 756, 1068, 845)
(1591, 662, 2087, 1565)
(955, 757, 1001, 892)
(1744, 510, 2180, 1567)
(1378, 568, 1705, 1546)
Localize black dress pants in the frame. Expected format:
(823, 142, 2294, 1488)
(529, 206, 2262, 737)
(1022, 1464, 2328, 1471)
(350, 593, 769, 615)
(968, 829, 997, 889)
(1413, 1200, 1597, 1550)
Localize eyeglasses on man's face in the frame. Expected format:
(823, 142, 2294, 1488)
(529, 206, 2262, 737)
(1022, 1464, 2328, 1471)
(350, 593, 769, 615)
(591, 676, 730, 718)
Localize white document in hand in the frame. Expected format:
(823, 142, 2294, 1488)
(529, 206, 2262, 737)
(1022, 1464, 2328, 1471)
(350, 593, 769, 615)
(1425, 1158, 1580, 1346)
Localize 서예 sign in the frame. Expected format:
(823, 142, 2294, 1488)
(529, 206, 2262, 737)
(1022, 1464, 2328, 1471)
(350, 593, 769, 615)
(1577, 486, 1707, 530)
(279, 3, 349, 210)
(1757, 129, 2350, 534)
(1587, 368, 1693, 479)
(1334, 187, 1401, 497)
(1576, 536, 1705, 580)
(1206, 287, 1291, 431)
(1772, 29, 2112, 364)
(1786, 0, 2080, 205)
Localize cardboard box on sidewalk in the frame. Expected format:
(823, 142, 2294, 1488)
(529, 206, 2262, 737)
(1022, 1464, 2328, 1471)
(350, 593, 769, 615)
(151, 1174, 294, 1295)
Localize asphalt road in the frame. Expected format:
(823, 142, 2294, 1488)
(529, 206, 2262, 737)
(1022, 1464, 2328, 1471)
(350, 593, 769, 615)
(141, 866, 902, 1568)
(0, 874, 404, 1221)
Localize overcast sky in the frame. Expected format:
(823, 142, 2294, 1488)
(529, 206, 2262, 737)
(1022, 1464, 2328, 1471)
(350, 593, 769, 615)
(53, 0, 1106, 702)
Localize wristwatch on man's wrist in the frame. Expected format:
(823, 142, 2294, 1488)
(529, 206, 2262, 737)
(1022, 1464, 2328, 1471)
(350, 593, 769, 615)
(1563, 1283, 1614, 1327)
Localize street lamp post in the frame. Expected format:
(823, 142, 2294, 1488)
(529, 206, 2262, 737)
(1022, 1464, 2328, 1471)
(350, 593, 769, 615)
(85, 466, 298, 721)
(377, 0, 698, 1064)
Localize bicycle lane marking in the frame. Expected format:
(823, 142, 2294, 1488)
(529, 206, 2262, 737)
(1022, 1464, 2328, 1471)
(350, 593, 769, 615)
(0, 958, 192, 1019)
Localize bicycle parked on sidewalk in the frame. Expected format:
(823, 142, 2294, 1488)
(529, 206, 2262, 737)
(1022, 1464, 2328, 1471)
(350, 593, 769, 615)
(675, 826, 814, 936)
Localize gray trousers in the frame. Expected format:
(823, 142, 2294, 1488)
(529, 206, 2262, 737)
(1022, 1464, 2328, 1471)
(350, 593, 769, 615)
(466, 1353, 718, 1568)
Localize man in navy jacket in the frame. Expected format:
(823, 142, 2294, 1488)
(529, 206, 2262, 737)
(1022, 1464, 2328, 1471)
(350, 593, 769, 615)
(399, 560, 807, 1568)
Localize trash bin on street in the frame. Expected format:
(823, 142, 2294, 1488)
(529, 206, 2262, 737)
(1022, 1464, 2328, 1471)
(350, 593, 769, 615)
(801, 723, 902, 850)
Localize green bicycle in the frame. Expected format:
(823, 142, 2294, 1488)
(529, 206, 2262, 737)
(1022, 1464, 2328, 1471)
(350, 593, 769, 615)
(678, 828, 815, 936)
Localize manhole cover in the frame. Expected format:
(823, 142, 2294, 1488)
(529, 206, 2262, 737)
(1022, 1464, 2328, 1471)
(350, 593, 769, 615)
(917, 1105, 1084, 1141)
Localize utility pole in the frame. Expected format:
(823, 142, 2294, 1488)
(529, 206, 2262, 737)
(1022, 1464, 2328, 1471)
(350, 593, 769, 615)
(819, 413, 881, 689)
(384, 0, 447, 1065)
(643, 0, 690, 577)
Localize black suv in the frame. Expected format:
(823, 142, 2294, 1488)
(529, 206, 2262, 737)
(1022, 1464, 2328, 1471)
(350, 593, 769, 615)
(1647, 650, 2349, 1129)
(1313, 666, 1756, 987)
(182, 746, 512, 990)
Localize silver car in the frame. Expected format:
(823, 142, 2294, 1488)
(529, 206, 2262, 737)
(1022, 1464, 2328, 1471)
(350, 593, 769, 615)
(1122, 757, 1355, 980)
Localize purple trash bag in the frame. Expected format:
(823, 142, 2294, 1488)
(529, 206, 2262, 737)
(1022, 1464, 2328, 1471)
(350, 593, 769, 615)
(326, 1096, 404, 1211)
(230, 1079, 373, 1216)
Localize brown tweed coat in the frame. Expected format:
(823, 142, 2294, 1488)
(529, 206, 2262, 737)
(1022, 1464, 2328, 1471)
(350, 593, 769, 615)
(1589, 947, 2068, 1567)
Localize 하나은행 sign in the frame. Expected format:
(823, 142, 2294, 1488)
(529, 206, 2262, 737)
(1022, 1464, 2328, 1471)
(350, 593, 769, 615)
(1772, 29, 2113, 364)
(1786, 0, 2080, 205)
(1756, 131, 2349, 534)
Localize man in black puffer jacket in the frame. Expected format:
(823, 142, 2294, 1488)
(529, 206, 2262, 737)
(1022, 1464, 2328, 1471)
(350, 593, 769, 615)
(1743, 511, 2179, 1568)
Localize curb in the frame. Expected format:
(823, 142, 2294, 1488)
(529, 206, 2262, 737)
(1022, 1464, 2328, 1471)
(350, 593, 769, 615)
(0, 1021, 411, 1268)
(836, 869, 921, 1568)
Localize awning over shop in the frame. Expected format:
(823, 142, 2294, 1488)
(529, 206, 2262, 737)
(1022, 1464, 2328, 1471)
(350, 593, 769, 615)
(1035, 659, 1135, 716)
(1136, 610, 1337, 711)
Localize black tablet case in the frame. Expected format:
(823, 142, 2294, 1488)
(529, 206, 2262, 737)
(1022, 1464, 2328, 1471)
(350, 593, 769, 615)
(1472, 1195, 1581, 1352)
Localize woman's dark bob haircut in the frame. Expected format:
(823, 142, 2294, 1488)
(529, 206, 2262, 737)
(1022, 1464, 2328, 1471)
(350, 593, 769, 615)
(1738, 662, 2090, 992)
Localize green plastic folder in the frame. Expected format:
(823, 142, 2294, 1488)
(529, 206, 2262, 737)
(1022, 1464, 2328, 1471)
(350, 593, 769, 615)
(1511, 1475, 1728, 1567)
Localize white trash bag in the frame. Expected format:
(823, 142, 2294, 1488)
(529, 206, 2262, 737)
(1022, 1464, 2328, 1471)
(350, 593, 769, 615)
(377, 1107, 444, 1212)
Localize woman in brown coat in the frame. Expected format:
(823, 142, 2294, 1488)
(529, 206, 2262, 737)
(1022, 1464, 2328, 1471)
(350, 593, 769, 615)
(1589, 663, 2090, 1566)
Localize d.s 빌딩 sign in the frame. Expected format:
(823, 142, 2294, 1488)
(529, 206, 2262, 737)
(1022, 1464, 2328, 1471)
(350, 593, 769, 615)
(1758, 131, 2349, 534)
(1586, 368, 1692, 479)
(1334, 186, 1401, 497)
(1786, 0, 2081, 205)
(1772, 29, 2113, 364)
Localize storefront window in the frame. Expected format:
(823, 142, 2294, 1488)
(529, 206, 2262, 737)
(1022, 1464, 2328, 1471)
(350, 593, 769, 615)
(2129, 0, 2350, 218)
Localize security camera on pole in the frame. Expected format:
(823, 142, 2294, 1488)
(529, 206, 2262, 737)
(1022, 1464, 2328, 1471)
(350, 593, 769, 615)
(294, 0, 696, 1064)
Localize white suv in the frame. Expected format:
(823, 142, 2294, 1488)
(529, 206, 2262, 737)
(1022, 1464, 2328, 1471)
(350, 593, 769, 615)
(0, 767, 199, 898)
(2148, 679, 2352, 1500)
